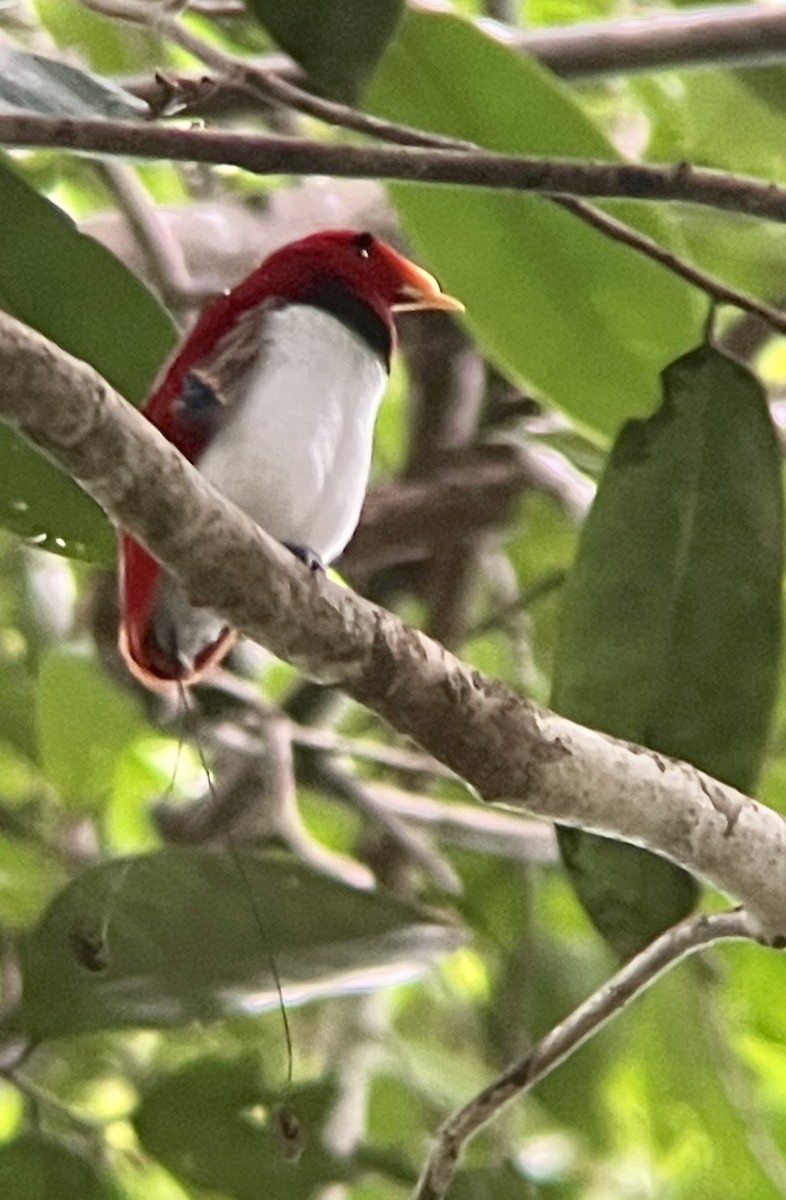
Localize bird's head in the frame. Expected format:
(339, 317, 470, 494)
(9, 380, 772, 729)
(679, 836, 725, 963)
(252, 229, 464, 325)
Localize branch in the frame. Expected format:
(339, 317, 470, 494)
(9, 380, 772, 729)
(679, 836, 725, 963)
(3, 115, 786, 224)
(96, 0, 786, 339)
(124, 4, 786, 92)
(413, 908, 764, 1200)
(491, 2, 786, 79)
(3, 313, 786, 936)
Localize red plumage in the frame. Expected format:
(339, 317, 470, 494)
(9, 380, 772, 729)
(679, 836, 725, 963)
(118, 229, 462, 690)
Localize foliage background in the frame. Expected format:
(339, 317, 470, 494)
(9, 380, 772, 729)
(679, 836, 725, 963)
(2, 0, 786, 1197)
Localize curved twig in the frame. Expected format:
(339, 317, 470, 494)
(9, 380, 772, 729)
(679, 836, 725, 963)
(414, 908, 766, 1200)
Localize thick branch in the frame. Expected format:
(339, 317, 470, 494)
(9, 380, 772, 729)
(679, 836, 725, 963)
(125, 4, 786, 95)
(3, 115, 786, 224)
(493, 2, 786, 78)
(2, 312, 786, 935)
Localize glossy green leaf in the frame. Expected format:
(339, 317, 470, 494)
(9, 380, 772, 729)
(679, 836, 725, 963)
(551, 345, 783, 955)
(135, 1058, 348, 1200)
(0, 1133, 126, 1199)
(243, 0, 403, 99)
(0, 157, 176, 562)
(366, 10, 702, 436)
(35, 646, 144, 809)
(0, 45, 146, 118)
(19, 848, 462, 1039)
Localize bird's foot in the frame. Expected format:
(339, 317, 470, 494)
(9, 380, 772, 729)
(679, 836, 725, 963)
(284, 543, 325, 572)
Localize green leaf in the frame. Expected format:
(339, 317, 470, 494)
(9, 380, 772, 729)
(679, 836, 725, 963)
(0, 45, 146, 118)
(642, 70, 786, 181)
(629, 969, 785, 1200)
(35, 646, 144, 809)
(19, 848, 462, 1039)
(551, 345, 783, 955)
(447, 1164, 537, 1199)
(0, 835, 66, 928)
(366, 10, 703, 436)
(135, 1058, 348, 1200)
(0, 1133, 126, 1199)
(243, 0, 403, 100)
(37, 0, 163, 74)
(0, 156, 176, 562)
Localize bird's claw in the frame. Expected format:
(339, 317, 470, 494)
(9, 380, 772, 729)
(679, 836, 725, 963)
(284, 543, 324, 572)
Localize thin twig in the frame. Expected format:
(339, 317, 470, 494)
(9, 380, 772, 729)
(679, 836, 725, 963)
(94, 0, 786, 339)
(305, 757, 462, 894)
(413, 909, 766, 1200)
(552, 195, 786, 335)
(6, 115, 786, 223)
(94, 160, 208, 314)
(483, 1, 786, 79)
(206, 667, 462, 779)
(124, 3, 786, 86)
(365, 785, 558, 864)
(187, 0, 244, 13)
(85, 0, 786, 340)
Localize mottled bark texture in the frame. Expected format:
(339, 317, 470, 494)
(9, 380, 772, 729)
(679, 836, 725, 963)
(2, 311, 785, 936)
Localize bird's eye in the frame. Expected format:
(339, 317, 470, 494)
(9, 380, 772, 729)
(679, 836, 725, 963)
(354, 232, 374, 260)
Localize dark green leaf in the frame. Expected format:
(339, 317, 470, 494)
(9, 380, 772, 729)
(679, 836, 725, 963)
(19, 848, 462, 1039)
(0, 156, 176, 562)
(243, 0, 403, 100)
(135, 1057, 348, 1200)
(552, 345, 783, 955)
(366, 10, 702, 435)
(0, 45, 146, 118)
(0, 1133, 126, 1199)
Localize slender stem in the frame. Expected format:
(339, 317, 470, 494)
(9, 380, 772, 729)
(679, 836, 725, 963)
(552, 195, 786, 336)
(414, 909, 764, 1200)
(125, 4, 786, 86)
(94, 161, 208, 314)
(112, 0, 786, 336)
(492, 2, 786, 79)
(4, 115, 786, 224)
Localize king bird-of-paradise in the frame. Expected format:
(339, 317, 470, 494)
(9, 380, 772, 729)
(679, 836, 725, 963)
(118, 229, 464, 690)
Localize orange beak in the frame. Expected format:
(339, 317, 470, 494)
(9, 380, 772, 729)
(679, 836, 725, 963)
(388, 250, 464, 314)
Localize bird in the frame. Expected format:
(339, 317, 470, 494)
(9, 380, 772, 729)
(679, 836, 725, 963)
(118, 228, 463, 690)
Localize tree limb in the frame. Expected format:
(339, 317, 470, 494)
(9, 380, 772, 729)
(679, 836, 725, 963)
(3, 114, 786, 224)
(92, 0, 786, 340)
(124, 3, 786, 93)
(488, 2, 786, 79)
(2, 311, 786, 936)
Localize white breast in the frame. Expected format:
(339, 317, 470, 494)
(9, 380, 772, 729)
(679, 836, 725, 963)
(198, 303, 388, 564)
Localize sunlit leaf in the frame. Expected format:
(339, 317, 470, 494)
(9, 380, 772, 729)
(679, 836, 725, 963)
(35, 646, 144, 809)
(0, 1133, 126, 1199)
(367, 9, 703, 436)
(0, 835, 66, 928)
(630, 969, 786, 1200)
